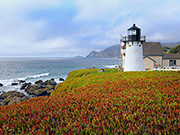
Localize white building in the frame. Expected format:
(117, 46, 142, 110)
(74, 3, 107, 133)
(142, 42, 180, 69)
(120, 24, 146, 71)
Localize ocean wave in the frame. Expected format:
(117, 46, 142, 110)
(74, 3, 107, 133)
(23, 73, 50, 80)
(0, 73, 50, 86)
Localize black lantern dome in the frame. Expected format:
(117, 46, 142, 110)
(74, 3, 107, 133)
(127, 24, 141, 41)
(120, 24, 146, 44)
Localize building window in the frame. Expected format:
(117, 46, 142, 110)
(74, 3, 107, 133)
(169, 60, 176, 66)
(128, 30, 136, 35)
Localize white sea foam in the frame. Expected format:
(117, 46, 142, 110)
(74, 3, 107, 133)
(0, 73, 50, 87)
(104, 65, 118, 68)
(18, 73, 50, 81)
(0, 73, 50, 96)
(0, 79, 15, 86)
(0, 85, 33, 97)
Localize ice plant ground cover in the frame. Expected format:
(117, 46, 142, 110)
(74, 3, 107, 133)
(0, 69, 179, 134)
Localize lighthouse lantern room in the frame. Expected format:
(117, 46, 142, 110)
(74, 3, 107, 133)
(120, 24, 146, 71)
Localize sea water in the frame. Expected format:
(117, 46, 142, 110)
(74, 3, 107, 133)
(0, 57, 121, 95)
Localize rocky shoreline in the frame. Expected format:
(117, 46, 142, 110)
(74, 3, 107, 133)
(0, 78, 65, 106)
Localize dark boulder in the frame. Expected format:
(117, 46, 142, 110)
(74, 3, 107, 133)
(21, 96, 30, 101)
(43, 80, 57, 86)
(34, 89, 48, 96)
(34, 87, 53, 97)
(19, 80, 26, 84)
(43, 80, 51, 85)
(0, 101, 5, 106)
(9, 97, 24, 105)
(47, 89, 54, 96)
(25, 79, 57, 97)
(50, 81, 57, 87)
(25, 83, 44, 95)
(20, 83, 31, 90)
(0, 83, 3, 86)
(46, 84, 54, 90)
(59, 78, 65, 81)
(0, 91, 25, 100)
(4, 96, 22, 105)
(50, 78, 55, 81)
(11, 82, 18, 86)
(20, 83, 28, 90)
(35, 80, 43, 84)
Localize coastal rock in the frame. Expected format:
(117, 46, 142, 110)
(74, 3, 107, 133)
(19, 80, 26, 84)
(8, 97, 23, 105)
(34, 89, 48, 96)
(51, 78, 55, 81)
(0, 91, 29, 106)
(35, 80, 43, 84)
(47, 89, 54, 96)
(0, 101, 5, 106)
(20, 83, 32, 90)
(21, 96, 30, 101)
(11, 82, 18, 86)
(43, 80, 54, 85)
(33, 87, 53, 97)
(0, 78, 58, 106)
(43, 80, 57, 87)
(25, 83, 45, 95)
(0, 83, 3, 86)
(25, 80, 57, 96)
(3, 96, 22, 105)
(46, 84, 54, 90)
(0, 91, 25, 99)
(59, 78, 65, 81)
(20, 84, 26, 90)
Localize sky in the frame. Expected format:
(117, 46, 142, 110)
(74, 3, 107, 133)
(0, 0, 180, 57)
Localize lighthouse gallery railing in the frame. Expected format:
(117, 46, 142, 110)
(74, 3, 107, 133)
(121, 36, 146, 42)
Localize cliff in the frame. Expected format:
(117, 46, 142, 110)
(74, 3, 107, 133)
(161, 42, 180, 48)
(86, 42, 180, 58)
(86, 44, 120, 58)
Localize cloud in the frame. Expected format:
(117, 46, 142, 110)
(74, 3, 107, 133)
(0, 0, 62, 11)
(148, 33, 170, 41)
(0, 0, 180, 57)
(91, 38, 113, 46)
(37, 37, 74, 51)
(74, 0, 123, 21)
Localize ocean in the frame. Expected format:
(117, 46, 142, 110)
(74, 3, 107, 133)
(0, 57, 121, 96)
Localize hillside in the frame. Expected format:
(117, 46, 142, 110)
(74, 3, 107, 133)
(86, 42, 180, 58)
(168, 45, 180, 54)
(161, 42, 180, 48)
(0, 69, 179, 134)
(86, 44, 120, 58)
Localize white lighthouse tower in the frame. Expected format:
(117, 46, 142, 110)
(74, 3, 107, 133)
(120, 24, 146, 71)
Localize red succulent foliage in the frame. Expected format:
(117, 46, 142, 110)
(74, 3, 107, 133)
(0, 69, 179, 134)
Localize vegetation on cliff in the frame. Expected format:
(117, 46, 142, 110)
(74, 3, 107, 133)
(168, 45, 180, 54)
(0, 69, 179, 134)
(162, 47, 170, 53)
(162, 45, 180, 54)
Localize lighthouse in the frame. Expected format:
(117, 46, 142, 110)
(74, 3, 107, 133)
(120, 24, 146, 71)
